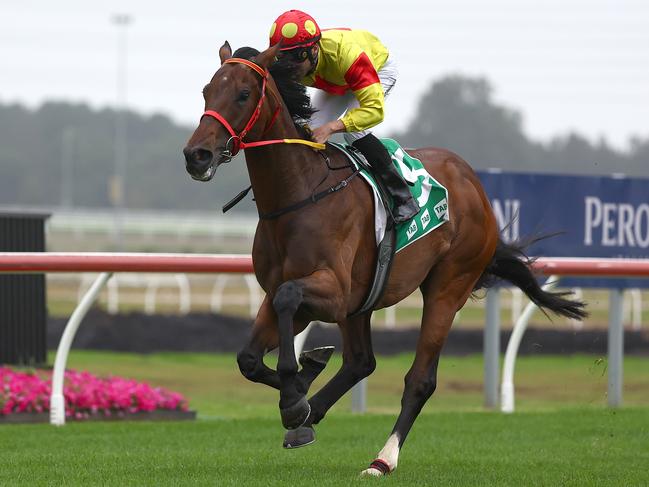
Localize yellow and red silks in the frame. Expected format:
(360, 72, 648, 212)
(301, 28, 391, 133)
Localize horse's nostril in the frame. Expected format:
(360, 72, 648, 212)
(193, 149, 213, 164)
(183, 146, 213, 166)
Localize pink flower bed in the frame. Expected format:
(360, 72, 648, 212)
(0, 367, 189, 419)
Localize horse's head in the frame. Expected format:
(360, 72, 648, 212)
(183, 41, 281, 181)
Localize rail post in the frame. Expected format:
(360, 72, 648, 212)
(500, 276, 560, 413)
(608, 288, 624, 407)
(352, 378, 367, 413)
(484, 288, 500, 409)
(50, 272, 113, 425)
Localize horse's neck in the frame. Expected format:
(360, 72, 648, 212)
(244, 113, 322, 217)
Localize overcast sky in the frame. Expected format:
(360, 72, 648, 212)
(2, 0, 647, 150)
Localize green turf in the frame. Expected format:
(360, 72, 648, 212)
(51, 351, 649, 417)
(2, 351, 648, 485)
(1, 410, 648, 486)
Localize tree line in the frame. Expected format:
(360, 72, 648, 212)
(0, 75, 646, 213)
(392, 76, 648, 176)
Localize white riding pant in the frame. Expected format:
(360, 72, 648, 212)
(308, 56, 398, 144)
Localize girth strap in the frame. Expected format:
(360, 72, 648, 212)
(327, 143, 397, 317)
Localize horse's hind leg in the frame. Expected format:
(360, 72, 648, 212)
(361, 264, 483, 476)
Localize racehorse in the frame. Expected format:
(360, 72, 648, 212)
(183, 41, 586, 476)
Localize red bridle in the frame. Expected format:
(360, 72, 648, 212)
(201, 58, 282, 159)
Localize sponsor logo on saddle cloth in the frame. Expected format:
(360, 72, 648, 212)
(355, 138, 450, 253)
(406, 219, 418, 240)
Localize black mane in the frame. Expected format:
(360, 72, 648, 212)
(232, 47, 315, 133)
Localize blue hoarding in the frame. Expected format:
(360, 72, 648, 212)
(476, 170, 649, 288)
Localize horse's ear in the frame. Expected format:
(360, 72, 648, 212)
(255, 42, 282, 70)
(219, 41, 232, 64)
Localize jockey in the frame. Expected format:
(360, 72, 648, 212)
(268, 10, 420, 224)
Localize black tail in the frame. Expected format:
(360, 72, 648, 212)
(475, 237, 588, 320)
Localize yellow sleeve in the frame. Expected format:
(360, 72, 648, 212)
(341, 83, 385, 133)
(336, 42, 385, 132)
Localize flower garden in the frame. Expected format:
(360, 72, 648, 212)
(0, 367, 189, 421)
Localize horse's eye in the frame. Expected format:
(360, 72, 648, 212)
(237, 90, 250, 102)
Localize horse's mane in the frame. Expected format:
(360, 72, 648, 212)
(233, 47, 315, 138)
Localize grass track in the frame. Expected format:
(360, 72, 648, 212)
(56, 351, 649, 416)
(2, 352, 648, 485)
(2, 410, 648, 486)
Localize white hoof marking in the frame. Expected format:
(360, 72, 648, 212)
(377, 433, 401, 471)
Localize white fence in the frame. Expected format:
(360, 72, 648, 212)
(48, 273, 645, 329)
(1, 253, 648, 423)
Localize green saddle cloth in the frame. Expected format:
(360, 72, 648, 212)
(356, 138, 450, 253)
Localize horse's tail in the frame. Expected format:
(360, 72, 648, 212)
(474, 237, 588, 320)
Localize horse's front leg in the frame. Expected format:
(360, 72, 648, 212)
(305, 312, 375, 426)
(237, 296, 310, 391)
(273, 272, 345, 430)
(283, 312, 375, 449)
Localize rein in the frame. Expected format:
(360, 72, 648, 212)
(223, 150, 361, 218)
(201, 58, 325, 161)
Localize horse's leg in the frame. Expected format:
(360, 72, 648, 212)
(361, 265, 482, 476)
(273, 272, 346, 430)
(237, 296, 329, 392)
(236, 296, 284, 390)
(284, 313, 375, 448)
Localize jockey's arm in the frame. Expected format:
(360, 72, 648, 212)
(311, 119, 346, 144)
(339, 43, 385, 133)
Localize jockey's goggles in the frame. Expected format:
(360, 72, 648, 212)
(278, 46, 311, 63)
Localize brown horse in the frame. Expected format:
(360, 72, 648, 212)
(183, 42, 586, 476)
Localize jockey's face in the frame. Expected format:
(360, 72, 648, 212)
(279, 45, 318, 79)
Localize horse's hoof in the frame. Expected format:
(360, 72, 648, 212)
(299, 346, 335, 368)
(360, 468, 383, 477)
(280, 396, 311, 430)
(297, 347, 335, 395)
(360, 459, 391, 476)
(283, 425, 316, 449)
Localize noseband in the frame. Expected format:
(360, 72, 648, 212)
(201, 57, 323, 162)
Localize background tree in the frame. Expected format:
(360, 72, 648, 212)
(0, 79, 646, 213)
(0, 102, 255, 213)
(391, 75, 539, 170)
(390, 75, 647, 176)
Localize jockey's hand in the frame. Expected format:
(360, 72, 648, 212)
(311, 120, 346, 144)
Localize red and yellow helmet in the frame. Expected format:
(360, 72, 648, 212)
(269, 10, 321, 51)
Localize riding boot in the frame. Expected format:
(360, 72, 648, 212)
(352, 133, 420, 224)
